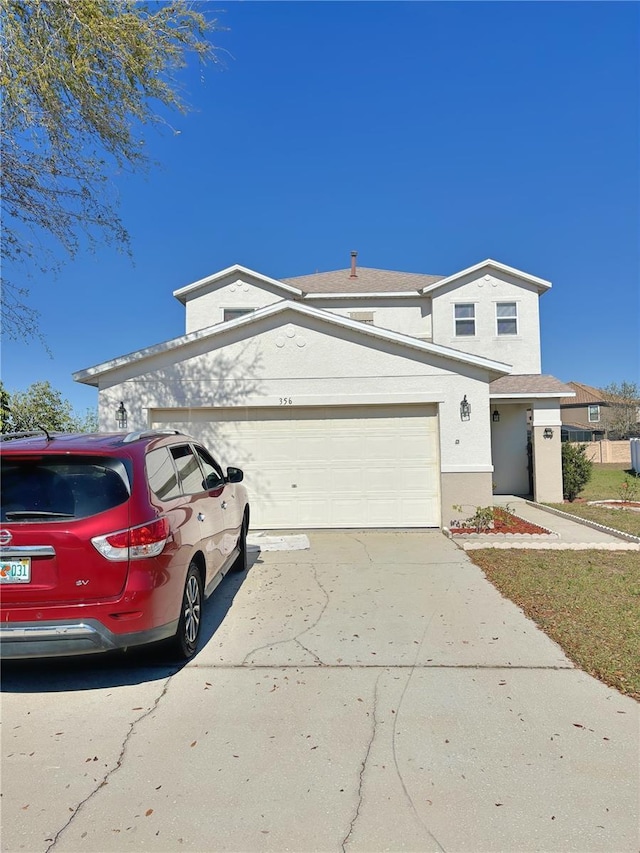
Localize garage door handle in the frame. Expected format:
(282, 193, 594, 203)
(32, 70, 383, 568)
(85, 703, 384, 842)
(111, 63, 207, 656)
(197, 512, 205, 522)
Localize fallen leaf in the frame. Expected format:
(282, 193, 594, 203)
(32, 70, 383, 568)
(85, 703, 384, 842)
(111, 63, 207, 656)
(132, 707, 143, 711)
(573, 723, 584, 729)
(495, 803, 503, 807)
(21, 805, 29, 810)
(145, 809, 153, 817)
(190, 741, 197, 748)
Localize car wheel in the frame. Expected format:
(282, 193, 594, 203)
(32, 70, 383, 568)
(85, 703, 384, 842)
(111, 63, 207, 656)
(230, 514, 248, 573)
(170, 562, 203, 660)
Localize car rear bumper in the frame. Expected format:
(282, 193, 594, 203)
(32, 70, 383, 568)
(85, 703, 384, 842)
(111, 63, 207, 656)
(0, 618, 177, 659)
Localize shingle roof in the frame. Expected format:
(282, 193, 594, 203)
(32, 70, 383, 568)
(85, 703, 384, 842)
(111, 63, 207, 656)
(281, 267, 444, 294)
(490, 374, 574, 395)
(559, 381, 609, 407)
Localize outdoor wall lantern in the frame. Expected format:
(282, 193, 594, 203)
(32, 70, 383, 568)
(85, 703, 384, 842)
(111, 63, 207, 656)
(460, 395, 471, 421)
(116, 401, 128, 430)
(492, 408, 500, 422)
(543, 427, 554, 439)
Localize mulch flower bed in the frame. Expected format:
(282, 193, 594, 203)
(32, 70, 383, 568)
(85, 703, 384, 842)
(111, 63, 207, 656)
(450, 507, 550, 535)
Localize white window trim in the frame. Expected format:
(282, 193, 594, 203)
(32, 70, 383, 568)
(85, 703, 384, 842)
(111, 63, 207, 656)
(454, 302, 476, 337)
(588, 404, 601, 423)
(495, 301, 518, 336)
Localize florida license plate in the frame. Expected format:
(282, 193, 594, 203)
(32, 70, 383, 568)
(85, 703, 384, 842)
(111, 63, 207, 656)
(0, 558, 31, 583)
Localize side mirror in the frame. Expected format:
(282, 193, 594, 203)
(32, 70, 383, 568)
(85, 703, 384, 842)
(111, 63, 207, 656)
(226, 466, 244, 484)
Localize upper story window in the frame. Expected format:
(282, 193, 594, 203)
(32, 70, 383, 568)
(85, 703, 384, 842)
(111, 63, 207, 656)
(349, 311, 375, 325)
(224, 308, 253, 322)
(496, 302, 518, 335)
(588, 404, 600, 423)
(454, 303, 475, 336)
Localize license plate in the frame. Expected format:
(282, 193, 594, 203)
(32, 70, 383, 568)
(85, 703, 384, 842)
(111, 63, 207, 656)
(0, 558, 31, 583)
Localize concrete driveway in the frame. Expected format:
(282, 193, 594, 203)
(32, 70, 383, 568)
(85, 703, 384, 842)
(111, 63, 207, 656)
(2, 531, 638, 852)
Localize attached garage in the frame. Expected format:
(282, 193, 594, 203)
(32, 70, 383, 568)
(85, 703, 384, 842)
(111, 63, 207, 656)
(151, 404, 441, 529)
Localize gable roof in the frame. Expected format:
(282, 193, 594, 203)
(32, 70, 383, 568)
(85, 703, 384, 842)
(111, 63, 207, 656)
(281, 267, 444, 295)
(560, 381, 610, 407)
(73, 300, 511, 386)
(419, 259, 552, 296)
(173, 264, 303, 304)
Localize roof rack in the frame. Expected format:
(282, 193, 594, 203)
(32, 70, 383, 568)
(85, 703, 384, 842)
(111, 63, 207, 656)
(121, 428, 185, 444)
(0, 428, 63, 443)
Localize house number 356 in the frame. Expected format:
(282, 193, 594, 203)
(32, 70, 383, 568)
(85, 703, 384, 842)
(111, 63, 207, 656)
(279, 397, 293, 405)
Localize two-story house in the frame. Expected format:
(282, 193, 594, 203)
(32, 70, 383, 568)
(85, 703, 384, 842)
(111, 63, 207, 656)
(74, 255, 572, 529)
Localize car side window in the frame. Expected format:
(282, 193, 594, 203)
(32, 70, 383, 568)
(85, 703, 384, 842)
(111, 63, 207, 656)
(170, 445, 207, 495)
(146, 447, 182, 500)
(194, 445, 225, 491)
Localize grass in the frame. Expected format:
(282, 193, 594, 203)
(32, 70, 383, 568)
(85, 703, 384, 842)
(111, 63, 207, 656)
(545, 463, 640, 538)
(576, 463, 636, 501)
(470, 549, 640, 701)
(545, 503, 640, 537)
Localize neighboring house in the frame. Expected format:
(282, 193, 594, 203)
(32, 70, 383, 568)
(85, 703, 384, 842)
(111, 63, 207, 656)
(74, 255, 573, 529)
(560, 381, 640, 441)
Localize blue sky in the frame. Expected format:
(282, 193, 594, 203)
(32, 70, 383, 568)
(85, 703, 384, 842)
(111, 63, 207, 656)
(3, 1, 639, 414)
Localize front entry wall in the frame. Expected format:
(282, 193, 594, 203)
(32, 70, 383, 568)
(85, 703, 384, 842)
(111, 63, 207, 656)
(151, 404, 441, 529)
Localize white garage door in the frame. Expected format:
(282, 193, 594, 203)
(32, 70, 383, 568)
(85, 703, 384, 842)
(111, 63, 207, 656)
(151, 405, 440, 529)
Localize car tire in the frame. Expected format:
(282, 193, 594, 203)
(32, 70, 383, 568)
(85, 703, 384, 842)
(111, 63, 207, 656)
(170, 562, 203, 660)
(230, 514, 248, 573)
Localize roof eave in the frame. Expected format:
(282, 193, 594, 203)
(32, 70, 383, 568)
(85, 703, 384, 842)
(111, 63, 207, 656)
(74, 300, 511, 385)
(173, 264, 303, 304)
(419, 259, 552, 296)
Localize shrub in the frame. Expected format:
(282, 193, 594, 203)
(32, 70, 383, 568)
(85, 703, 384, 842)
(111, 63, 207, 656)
(562, 443, 593, 501)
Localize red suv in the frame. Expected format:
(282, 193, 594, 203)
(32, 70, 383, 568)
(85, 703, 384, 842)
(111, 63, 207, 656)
(0, 429, 250, 660)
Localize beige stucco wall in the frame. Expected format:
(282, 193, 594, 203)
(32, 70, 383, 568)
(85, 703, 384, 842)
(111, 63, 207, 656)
(441, 471, 494, 528)
(575, 440, 631, 465)
(530, 402, 563, 502)
(431, 269, 542, 373)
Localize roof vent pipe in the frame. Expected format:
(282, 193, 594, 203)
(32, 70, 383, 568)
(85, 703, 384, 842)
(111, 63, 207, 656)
(350, 250, 358, 278)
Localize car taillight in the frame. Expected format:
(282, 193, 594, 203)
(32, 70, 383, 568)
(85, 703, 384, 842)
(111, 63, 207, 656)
(91, 517, 170, 561)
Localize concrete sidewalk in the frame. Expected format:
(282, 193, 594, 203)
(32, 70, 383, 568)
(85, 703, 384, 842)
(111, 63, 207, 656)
(4, 530, 637, 853)
(453, 496, 640, 551)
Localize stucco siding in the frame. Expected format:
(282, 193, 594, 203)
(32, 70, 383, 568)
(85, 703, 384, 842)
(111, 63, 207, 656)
(305, 297, 432, 339)
(431, 270, 541, 373)
(97, 316, 495, 474)
(184, 277, 286, 333)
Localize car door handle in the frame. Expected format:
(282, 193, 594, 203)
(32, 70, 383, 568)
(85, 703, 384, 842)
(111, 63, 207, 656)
(221, 501, 227, 510)
(197, 512, 205, 522)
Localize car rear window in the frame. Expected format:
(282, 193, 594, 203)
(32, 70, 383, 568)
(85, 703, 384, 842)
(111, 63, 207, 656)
(0, 456, 131, 522)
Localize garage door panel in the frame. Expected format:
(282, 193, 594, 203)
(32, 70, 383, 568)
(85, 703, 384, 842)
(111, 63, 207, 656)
(151, 405, 440, 528)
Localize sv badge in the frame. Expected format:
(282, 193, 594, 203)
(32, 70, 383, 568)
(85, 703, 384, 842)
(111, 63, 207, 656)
(75, 579, 90, 586)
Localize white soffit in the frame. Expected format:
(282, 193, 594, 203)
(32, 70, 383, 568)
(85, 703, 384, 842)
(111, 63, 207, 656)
(419, 259, 552, 296)
(73, 300, 512, 384)
(173, 264, 303, 303)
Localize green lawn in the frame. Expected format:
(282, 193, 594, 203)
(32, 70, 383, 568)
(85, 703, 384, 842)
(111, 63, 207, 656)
(544, 463, 640, 538)
(470, 549, 640, 701)
(577, 462, 637, 501)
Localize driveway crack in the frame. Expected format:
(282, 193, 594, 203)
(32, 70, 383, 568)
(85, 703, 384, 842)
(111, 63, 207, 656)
(341, 671, 381, 851)
(242, 563, 330, 665)
(43, 676, 173, 853)
(391, 588, 450, 853)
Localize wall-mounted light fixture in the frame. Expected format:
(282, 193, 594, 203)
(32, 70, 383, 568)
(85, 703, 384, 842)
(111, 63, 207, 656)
(460, 395, 471, 421)
(543, 427, 554, 439)
(492, 409, 500, 422)
(116, 401, 128, 430)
